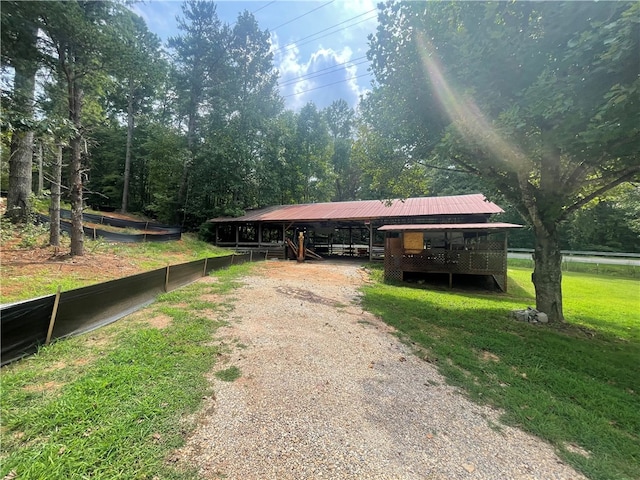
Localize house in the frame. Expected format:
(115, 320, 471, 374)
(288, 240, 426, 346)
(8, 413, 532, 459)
(206, 193, 521, 290)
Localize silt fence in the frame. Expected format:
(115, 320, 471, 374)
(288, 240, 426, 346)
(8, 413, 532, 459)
(1, 252, 262, 366)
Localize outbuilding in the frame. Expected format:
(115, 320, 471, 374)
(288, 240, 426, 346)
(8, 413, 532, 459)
(206, 193, 521, 290)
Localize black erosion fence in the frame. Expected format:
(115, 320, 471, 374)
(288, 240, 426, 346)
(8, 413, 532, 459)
(1, 252, 264, 366)
(37, 211, 182, 243)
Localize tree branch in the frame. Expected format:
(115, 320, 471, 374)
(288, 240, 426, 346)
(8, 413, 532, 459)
(418, 158, 475, 173)
(561, 165, 640, 220)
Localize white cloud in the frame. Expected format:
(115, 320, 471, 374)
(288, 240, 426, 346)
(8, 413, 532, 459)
(275, 42, 367, 110)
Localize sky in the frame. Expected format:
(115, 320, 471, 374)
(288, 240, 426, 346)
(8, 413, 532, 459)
(132, 0, 379, 111)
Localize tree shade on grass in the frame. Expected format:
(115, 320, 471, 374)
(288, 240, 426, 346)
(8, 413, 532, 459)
(361, 265, 640, 480)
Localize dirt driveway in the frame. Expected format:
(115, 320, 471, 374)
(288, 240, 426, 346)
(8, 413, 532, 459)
(175, 260, 584, 480)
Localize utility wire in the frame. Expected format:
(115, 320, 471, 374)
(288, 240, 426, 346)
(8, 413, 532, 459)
(279, 58, 369, 87)
(283, 72, 372, 98)
(275, 15, 377, 55)
(229, 1, 276, 29)
(274, 8, 376, 54)
(252, 1, 277, 15)
(279, 55, 367, 85)
(270, 0, 335, 32)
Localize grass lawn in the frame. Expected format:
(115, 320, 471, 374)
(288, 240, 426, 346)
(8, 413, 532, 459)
(361, 265, 640, 480)
(0, 263, 253, 480)
(0, 225, 231, 304)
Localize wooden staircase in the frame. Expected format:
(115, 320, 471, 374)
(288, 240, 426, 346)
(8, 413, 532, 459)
(286, 238, 323, 260)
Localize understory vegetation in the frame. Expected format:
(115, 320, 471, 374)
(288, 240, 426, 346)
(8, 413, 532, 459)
(362, 265, 640, 480)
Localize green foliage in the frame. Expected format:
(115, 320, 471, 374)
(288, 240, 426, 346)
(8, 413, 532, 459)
(362, 266, 640, 479)
(324, 99, 359, 201)
(352, 124, 429, 199)
(364, 1, 640, 215)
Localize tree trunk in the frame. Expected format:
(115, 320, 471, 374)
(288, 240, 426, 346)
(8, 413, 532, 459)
(531, 223, 564, 322)
(7, 130, 34, 222)
(69, 134, 84, 256)
(68, 73, 84, 256)
(177, 91, 199, 223)
(37, 141, 44, 195)
(121, 77, 134, 213)
(49, 144, 62, 247)
(6, 46, 37, 223)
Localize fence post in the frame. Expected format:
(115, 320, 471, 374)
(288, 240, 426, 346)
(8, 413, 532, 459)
(165, 265, 170, 292)
(250, 250, 253, 262)
(46, 286, 62, 345)
(203, 258, 208, 276)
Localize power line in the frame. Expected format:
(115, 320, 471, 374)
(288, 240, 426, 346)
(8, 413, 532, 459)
(282, 72, 372, 98)
(279, 58, 369, 87)
(275, 15, 377, 55)
(270, 0, 335, 32)
(229, 1, 277, 29)
(274, 8, 377, 54)
(279, 55, 367, 85)
(252, 1, 277, 15)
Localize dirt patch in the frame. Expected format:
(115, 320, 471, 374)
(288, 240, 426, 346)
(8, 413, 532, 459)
(0, 242, 143, 302)
(199, 294, 222, 304)
(23, 380, 63, 393)
(147, 314, 172, 329)
(563, 442, 591, 458)
(0, 208, 206, 304)
(200, 276, 220, 284)
(480, 350, 501, 362)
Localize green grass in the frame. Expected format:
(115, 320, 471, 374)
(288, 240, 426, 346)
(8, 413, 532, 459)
(0, 231, 231, 304)
(361, 265, 640, 480)
(215, 366, 241, 382)
(0, 264, 252, 480)
(508, 257, 639, 279)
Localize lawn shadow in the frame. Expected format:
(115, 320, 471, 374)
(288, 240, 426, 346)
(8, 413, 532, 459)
(382, 272, 534, 305)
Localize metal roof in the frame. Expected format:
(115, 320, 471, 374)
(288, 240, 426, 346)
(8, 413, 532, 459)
(378, 223, 523, 231)
(208, 194, 505, 223)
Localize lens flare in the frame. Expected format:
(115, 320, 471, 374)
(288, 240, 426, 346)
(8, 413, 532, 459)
(415, 31, 529, 173)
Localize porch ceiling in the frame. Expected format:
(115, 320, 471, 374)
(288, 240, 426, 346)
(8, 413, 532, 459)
(378, 223, 522, 231)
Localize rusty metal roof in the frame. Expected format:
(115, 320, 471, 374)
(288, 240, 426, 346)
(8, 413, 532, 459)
(378, 223, 522, 231)
(208, 194, 505, 223)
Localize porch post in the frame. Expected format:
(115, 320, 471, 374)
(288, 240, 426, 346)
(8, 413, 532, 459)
(368, 222, 373, 262)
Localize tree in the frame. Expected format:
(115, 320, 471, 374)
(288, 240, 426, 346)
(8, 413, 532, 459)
(188, 9, 282, 221)
(293, 103, 333, 203)
(169, 0, 228, 223)
(351, 123, 429, 200)
(364, 1, 640, 321)
(1, 1, 40, 222)
(40, 1, 127, 255)
(324, 99, 359, 201)
(109, 11, 165, 213)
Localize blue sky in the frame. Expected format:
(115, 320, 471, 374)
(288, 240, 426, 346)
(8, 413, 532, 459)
(132, 0, 378, 111)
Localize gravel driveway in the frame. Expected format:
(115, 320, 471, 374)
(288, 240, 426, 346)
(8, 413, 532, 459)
(175, 260, 584, 480)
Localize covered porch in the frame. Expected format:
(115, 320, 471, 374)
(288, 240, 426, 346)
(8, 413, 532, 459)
(209, 220, 385, 260)
(379, 223, 521, 291)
